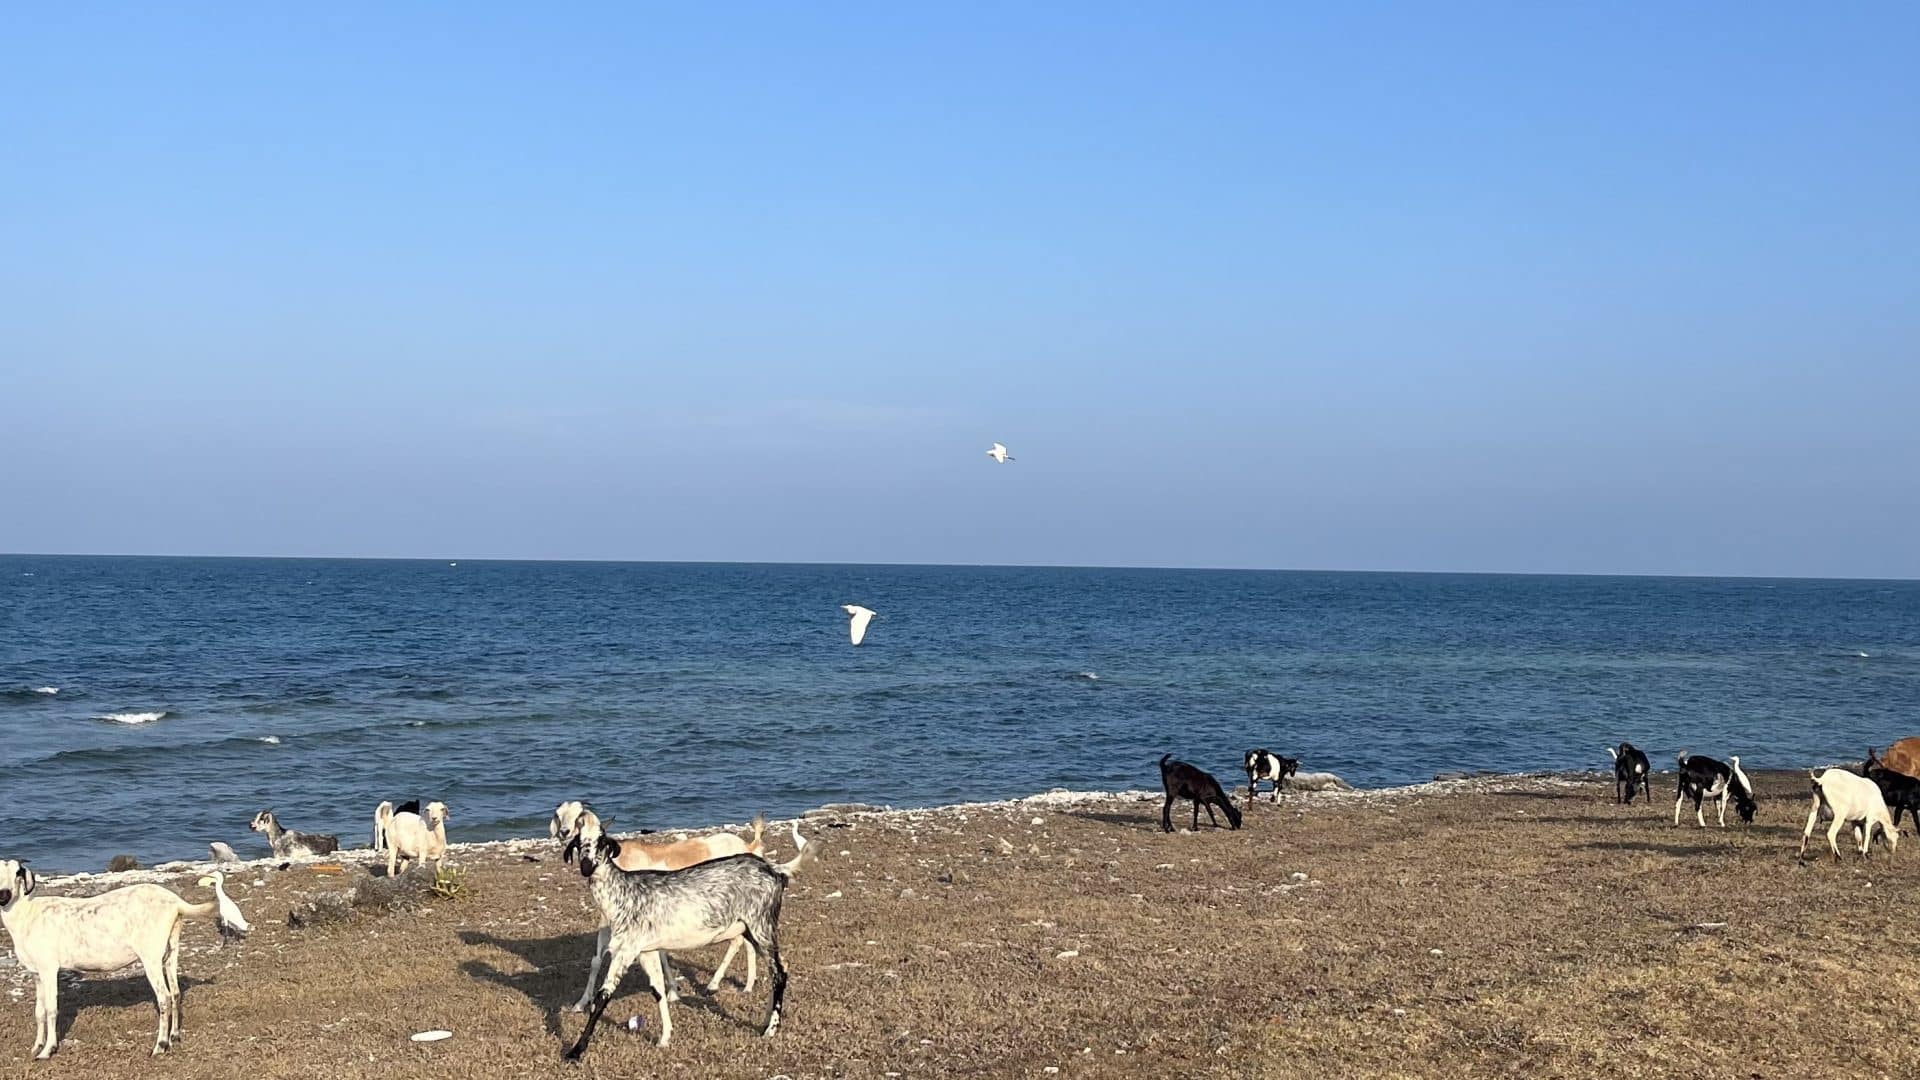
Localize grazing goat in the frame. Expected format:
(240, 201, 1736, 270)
(1607, 742, 1652, 805)
(375, 800, 448, 878)
(1, 858, 248, 1059)
(1865, 749, 1920, 830)
(1800, 767, 1898, 861)
(371, 798, 421, 851)
(1244, 749, 1300, 806)
(1878, 737, 1920, 779)
(563, 813, 813, 1059)
(553, 804, 775, 1010)
(1673, 752, 1757, 828)
(1159, 754, 1243, 833)
(247, 809, 339, 859)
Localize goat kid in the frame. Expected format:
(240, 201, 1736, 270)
(1, 859, 248, 1059)
(1673, 752, 1757, 828)
(1800, 767, 1898, 861)
(1607, 742, 1652, 805)
(247, 809, 339, 859)
(375, 800, 448, 878)
(553, 804, 776, 1009)
(563, 813, 814, 1060)
(1159, 755, 1243, 833)
(1244, 749, 1300, 807)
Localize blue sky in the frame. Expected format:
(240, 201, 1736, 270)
(3, 5, 1916, 576)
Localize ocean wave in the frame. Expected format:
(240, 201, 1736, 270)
(95, 711, 168, 725)
(257, 735, 282, 745)
(3, 686, 63, 703)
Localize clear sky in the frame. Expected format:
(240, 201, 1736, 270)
(3, 5, 1916, 577)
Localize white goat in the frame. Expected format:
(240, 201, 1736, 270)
(375, 800, 449, 878)
(0, 859, 248, 1059)
(1800, 767, 1898, 861)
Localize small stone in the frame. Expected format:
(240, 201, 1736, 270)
(1056, 950, 1079, 960)
(1429, 949, 1444, 957)
(1289, 872, 1309, 882)
(1031, 817, 1044, 826)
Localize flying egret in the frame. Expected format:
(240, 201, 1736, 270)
(196, 871, 252, 942)
(842, 604, 877, 646)
(986, 442, 1013, 463)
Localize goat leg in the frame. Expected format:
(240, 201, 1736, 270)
(564, 949, 622, 1061)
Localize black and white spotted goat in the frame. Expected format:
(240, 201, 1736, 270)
(563, 812, 814, 1060)
(1244, 749, 1300, 806)
(1673, 751, 1757, 828)
(1606, 742, 1652, 805)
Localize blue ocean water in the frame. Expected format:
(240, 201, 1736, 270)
(2, 555, 1917, 870)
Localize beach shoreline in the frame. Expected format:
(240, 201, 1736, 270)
(7, 767, 1918, 1078)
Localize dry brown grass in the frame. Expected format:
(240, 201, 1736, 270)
(5, 771, 1919, 1079)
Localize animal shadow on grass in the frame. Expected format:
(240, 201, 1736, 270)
(1070, 808, 1159, 829)
(54, 973, 204, 1044)
(457, 931, 732, 1043)
(1570, 839, 1748, 858)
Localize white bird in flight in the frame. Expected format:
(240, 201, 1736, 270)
(986, 442, 1013, 463)
(842, 604, 877, 646)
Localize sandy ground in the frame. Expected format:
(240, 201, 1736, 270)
(3, 770, 1918, 1079)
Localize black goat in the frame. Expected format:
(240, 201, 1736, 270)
(1159, 754, 1243, 833)
(1864, 748, 1920, 831)
(1607, 742, 1652, 805)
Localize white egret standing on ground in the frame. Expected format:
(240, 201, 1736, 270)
(986, 442, 1013, 463)
(196, 871, 251, 942)
(843, 604, 877, 646)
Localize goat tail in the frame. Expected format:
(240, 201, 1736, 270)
(1158, 753, 1173, 769)
(746, 812, 767, 854)
(773, 822, 816, 878)
(373, 800, 395, 852)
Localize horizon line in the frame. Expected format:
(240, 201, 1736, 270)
(3, 551, 1915, 585)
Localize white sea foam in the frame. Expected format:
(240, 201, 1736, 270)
(95, 711, 167, 725)
(257, 735, 282, 745)
(1076, 672, 1098, 680)
(32, 686, 58, 695)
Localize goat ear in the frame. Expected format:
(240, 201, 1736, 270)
(20, 868, 34, 894)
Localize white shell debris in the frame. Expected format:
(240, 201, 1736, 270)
(410, 1030, 453, 1043)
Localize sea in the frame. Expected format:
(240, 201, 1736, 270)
(3, 555, 1917, 870)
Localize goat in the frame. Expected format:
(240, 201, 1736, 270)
(1673, 752, 1757, 828)
(1159, 754, 1243, 833)
(562, 812, 814, 1059)
(1243, 749, 1300, 807)
(1, 858, 249, 1059)
(375, 800, 448, 878)
(1800, 767, 1898, 861)
(1877, 737, 1920, 779)
(247, 809, 339, 859)
(1865, 749, 1920, 831)
(552, 804, 774, 1010)
(371, 798, 422, 851)
(1607, 742, 1652, 805)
